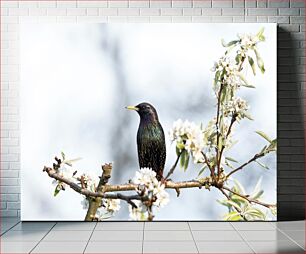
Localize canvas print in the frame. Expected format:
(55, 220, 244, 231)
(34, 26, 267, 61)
(20, 23, 277, 221)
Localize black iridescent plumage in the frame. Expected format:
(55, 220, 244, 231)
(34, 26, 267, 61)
(127, 102, 166, 180)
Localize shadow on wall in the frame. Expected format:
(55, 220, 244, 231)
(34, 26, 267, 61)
(277, 27, 305, 221)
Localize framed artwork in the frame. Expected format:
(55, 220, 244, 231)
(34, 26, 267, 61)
(21, 23, 277, 221)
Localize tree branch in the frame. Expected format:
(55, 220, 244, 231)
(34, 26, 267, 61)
(165, 151, 181, 180)
(218, 114, 237, 172)
(215, 82, 224, 180)
(222, 186, 275, 209)
(201, 151, 215, 181)
(43, 166, 211, 194)
(226, 150, 265, 179)
(85, 163, 114, 221)
(43, 166, 147, 201)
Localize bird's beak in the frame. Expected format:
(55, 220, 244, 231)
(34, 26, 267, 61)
(125, 105, 139, 111)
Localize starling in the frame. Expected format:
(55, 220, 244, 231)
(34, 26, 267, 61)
(126, 102, 166, 180)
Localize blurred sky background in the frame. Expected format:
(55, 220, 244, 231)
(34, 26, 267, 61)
(20, 23, 276, 221)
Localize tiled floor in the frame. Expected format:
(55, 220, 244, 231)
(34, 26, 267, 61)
(0, 218, 304, 253)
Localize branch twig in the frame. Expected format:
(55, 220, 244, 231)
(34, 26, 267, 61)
(222, 186, 275, 208)
(218, 114, 237, 171)
(165, 151, 182, 180)
(201, 151, 215, 181)
(226, 152, 264, 179)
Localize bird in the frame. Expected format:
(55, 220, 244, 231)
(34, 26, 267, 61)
(126, 102, 166, 181)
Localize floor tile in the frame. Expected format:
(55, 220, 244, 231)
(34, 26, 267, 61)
(11, 222, 55, 231)
(189, 222, 234, 231)
(95, 222, 143, 231)
(239, 230, 290, 241)
(282, 230, 305, 241)
(90, 230, 143, 241)
(1, 241, 37, 253)
(282, 230, 305, 249)
(145, 222, 189, 230)
(249, 240, 304, 253)
(42, 230, 92, 242)
(276, 221, 305, 231)
(144, 230, 193, 241)
(232, 222, 276, 230)
(192, 230, 243, 241)
(52, 222, 96, 231)
(196, 241, 253, 253)
(85, 241, 142, 253)
(32, 241, 87, 253)
(1, 230, 48, 242)
(143, 241, 198, 253)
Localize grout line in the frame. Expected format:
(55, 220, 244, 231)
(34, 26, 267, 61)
(187, 222, 200, 254)
(29, 222, 57, 254)
(83, 222, 97, 254)
(230, 222, 256, 254)
(276, 227, 305, 251)
(0, 220, 20, 236)
(142, 222, 145, 254)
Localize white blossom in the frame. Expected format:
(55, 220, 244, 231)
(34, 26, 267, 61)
(52, 165, 76, 189)
(129, 200, 148, 221)
(211, 57, 242, 90)
(238, 33, 259, 49)
(224, 97, 249, 118)
(132, 167, 158, 190)
(129, 168, 170, 220)
(103, 198, 121, 213)
(169, 119, 205, 163)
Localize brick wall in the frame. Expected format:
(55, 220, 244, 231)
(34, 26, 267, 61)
(0, 0, 304, 220)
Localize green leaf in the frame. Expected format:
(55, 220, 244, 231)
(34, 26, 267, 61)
(233, 179, 246, 195)
(236, 72, 255, 88)
(221, 39, 239, 47)
(176, 146, 181, 156)
(244, 113, 254, 121)
(223, 211, 242, 221)
(197, 165, 207, 177)
(252, 190, 264, 200)
(225, 157, 239, 163)
(253, 47, 265, 74)
(248, 56, 256, 76)
(176, 142, 185, 151)
(260, 145, 267, 154)
(220, 87, 227, 104)
(217, 199, 231, 208)
(54, 186, 60, 197)
(251, 177, 264, 199)
(63, 157, 82, 167)
(255, 131, 272, 143)
(256, 27, 265, 41)
(255, 160, 269, 170)
(244, 208, 266, 220)
(223, 199, 242, 212)
(235, 54, 242, 65)
(61, 151, 65, 161)
(180, 150, 187, 169)
(270, 206, 277, 216)
(184, 153, 190, 171)
(231, 195, 248, 204)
